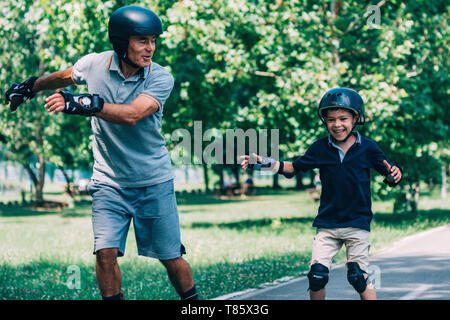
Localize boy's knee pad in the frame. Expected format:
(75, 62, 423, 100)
(347, 262, 367, 293)
(307, 263, 329, 292)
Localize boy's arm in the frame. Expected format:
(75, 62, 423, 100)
(240, 146, 317, 179)
(371, 142, 403, 186)
(382, 160, 403, 186)
(240, 153, 295, 177)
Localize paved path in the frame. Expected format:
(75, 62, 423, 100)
(216, 224, 450, 300)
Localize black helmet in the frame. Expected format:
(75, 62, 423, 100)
(108, 6, 163, 65)
(318, 88, 365, 125)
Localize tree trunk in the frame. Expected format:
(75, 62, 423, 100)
(202, 162, 210, 193)
(23, 159, 45, 205)
(413, 184, 420, 213)
(59, 166, 74, 198)
(295, 171, 305, 190)
(231, 165, 240, 188)
(217, 165, 224, 188)
(442, 163, 447, 199)
(273, 173, 280, 189)
(405, 185, 411, 214)
(35, 156, 46, 205)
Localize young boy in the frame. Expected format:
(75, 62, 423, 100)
(241, 88, 402, 300)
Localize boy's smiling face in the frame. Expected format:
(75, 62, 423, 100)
(325, 108, 358, 142)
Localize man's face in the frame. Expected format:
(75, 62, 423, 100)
(127, 35, 156, 68)
(325, 109, 357, 142)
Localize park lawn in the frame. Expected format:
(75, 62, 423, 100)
(0, 189, 449, 300)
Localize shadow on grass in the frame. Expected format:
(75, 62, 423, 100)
(186, 208, 450, 231)
(0, 202, 93, 218)
(0, 189, 302, 217)
(373, 209, 450, 227)
(175, 188, 299, 207)
(0, 206, 61, 217)
(0, 251, 311, 300)
(188, 216, 315, 230)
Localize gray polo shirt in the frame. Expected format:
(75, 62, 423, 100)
(72, 50, 175, 187)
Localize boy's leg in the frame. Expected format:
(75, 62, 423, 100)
(344, 228, 376, 300)
(359, 275, 377, 300)
(308, 228, 343, 300)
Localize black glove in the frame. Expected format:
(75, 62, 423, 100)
(4, 77, 38, 112)
(383, 163, 403, 187)
(58, 90, 104, 116)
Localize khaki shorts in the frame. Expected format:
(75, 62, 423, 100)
(309, 227, 371, 272)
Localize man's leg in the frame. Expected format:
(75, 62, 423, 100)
(160, 257, 198, 299)
(96, 248, 123, 299)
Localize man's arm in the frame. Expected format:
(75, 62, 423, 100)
(4, 67, 75, 112)
(95, 94, 160, 126)
(45, 93, 159, 125)
(33, 67, 75, 92)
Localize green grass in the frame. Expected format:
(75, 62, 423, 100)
(0, 188, 449, 300)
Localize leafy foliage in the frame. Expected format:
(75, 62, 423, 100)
(0, 0, 448, 204)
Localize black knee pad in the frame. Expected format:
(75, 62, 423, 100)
(307, 263, 329, 292)
(347, 262, 367, 293)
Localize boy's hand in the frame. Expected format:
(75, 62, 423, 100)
(240, 153, 262, 171)
(383, 160, 402, 184)
(240, 153, 279, 172)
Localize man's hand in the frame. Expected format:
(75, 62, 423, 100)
(383, 160, 402, 185)
(44, 93, 66, 113)
(4, 77, 38, 112)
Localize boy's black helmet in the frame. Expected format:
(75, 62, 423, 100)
(318, 88, 365, 125)
(108, 6, 163, 64)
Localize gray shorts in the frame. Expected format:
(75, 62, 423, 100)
(87, 179, 185, 260)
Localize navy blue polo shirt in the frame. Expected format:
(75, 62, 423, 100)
(292, 132, 391, 231)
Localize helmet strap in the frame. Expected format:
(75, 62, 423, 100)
(113, 39, 141, 70)
(121, 51, 141, 69)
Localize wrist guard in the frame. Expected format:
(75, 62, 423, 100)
(251, 155, 276, 172)
(59, 90, 104, 116)
(383, 162, 403, 187)
(5, 76, 38, 112)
